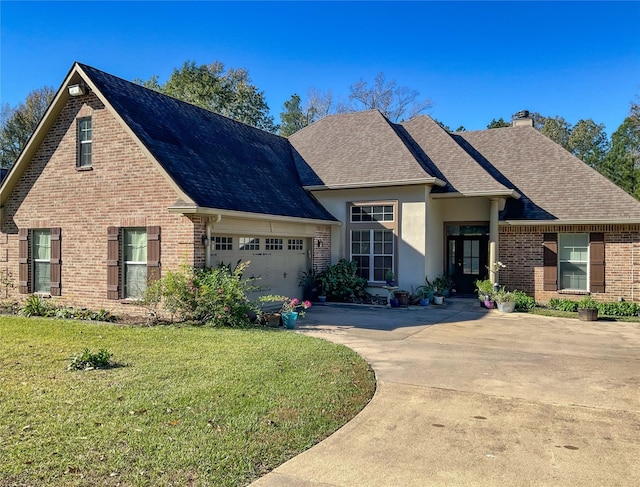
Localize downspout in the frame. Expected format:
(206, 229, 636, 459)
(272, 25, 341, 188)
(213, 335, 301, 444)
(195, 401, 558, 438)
(204, 214, 222, 269)
(489, 198, 500, 284)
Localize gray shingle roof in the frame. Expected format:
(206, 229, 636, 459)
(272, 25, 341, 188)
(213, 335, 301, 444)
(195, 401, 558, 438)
(79, 64, 336, 222)
(457, 126, 640, 221)
(289, 110, 437, 187)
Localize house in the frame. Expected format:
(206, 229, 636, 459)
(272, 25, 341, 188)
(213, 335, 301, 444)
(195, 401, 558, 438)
(1, 63, 639, 315)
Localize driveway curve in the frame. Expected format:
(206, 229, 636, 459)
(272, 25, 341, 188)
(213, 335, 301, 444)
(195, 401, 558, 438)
(251, 299, 640, 486)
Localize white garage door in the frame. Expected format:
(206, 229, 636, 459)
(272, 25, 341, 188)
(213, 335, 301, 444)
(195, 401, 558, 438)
(210, 234, 310, 300)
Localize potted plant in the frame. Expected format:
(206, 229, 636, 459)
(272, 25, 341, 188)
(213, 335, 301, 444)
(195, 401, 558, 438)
(413, 281, 434, 306)
(577, 295, 599, 321)
(494, 286, 517, 313)
(475, 279, 495, 308)
(298, 268, 319, 302)
(385, 269, 395, 286)
(394, 289, 410, 307)
(258, 295, 311, 328)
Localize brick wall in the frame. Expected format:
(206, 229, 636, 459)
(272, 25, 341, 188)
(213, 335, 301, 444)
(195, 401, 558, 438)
(312, 225, 331, 272)
(499, 224, 640, 303)
(0, 92, 197, 315)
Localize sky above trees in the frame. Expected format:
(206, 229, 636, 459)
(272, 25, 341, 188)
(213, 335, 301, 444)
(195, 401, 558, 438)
(1, 1, 638, 135)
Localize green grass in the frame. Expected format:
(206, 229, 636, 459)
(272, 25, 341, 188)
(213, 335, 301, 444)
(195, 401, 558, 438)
(0, 317, 375, 486)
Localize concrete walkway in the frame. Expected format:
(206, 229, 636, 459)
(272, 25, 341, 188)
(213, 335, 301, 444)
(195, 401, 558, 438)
(251, 299, 640, 486)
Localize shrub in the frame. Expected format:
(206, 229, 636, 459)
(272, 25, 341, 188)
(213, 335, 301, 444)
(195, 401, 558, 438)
(141, 261, 259, 326)
(475, 279, 494, 298)
(316, 259, 368, 302)
(67, 348, 113, 371)
(19, 295, 56, 317)
(548, 298, 579, 312)
(513, 290, 536, 311)
(547, 298, 639, 317)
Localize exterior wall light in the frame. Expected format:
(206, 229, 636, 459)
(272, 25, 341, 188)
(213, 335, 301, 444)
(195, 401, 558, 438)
(68, 84, 86, 97)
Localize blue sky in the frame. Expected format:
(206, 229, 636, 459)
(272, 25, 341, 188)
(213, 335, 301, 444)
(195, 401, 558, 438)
(1, 1, 639, 134)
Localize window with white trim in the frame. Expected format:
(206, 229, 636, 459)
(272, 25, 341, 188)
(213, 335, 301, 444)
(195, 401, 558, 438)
(239, 237, 260, 251)
(32, 229, 51, 293)
(78, 117, 92, 167)
(348, 201, 397, 282)
(265, 238, 283, 250)
(123, 228, 147, 299)
(559, 233, 588, 291)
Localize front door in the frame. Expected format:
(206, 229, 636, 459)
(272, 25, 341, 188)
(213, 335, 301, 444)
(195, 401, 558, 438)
(447, 235, 489, 295)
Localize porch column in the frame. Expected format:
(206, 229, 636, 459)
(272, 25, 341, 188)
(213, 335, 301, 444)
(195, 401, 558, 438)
(489, 198, 500, 284)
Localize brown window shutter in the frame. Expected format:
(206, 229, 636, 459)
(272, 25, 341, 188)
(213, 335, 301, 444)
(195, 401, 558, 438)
(107, 227, 120, 300)
(50, 228, 62, 296)
(542, 233, 557, 291)
(590, 233, 605, 293)
(18, 228, 29, 293)
(147, 226, 161, 282)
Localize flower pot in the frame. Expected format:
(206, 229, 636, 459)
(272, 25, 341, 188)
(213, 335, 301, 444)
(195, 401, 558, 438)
(317, 295, 326, 304)
(390, 298, 399, 308)
(419, 298, 430, 306)
(386, 280, 395, 287)
(282, 311, 299, 329)
(578, 308, 598, 321)
(263, 313, 281, 328)
(497, 301, 516, 313)
(394, 291, 410, 307)
(433, 295, 444, 305)
(483, 300, 494, 309)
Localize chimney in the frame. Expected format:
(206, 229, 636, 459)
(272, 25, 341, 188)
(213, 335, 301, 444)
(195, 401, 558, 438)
(512, 110, 533, 127)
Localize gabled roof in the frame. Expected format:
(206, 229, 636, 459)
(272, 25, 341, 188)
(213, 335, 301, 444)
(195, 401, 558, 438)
(77, 64, 336, 222)
(457, 126, 640, 221)
(401, 116, 515, 196)
(289, 110, 444, 189)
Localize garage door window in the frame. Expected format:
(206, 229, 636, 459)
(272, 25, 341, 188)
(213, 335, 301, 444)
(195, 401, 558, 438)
(265, 238, 283, 250)
(288, 239, 303, 250)
(215, 236, 233, 250)
(239, 237, 260, 250)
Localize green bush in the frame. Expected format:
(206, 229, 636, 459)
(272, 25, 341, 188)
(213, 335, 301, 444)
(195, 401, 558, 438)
(19, 295, 56, 317)
(513, 290, 536, 310)
(547, 297, 639, 317)
(142, 261, 259, 326)
(67, 348, 113, 371)
(19, 296, 115, 322)
(316, 259, 368, 302)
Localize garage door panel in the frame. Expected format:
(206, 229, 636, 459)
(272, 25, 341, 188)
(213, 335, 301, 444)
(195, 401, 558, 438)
(211, 235, 309, 299)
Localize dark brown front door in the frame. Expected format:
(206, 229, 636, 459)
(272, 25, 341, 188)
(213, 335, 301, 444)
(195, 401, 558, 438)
(447, 235, 489, 295)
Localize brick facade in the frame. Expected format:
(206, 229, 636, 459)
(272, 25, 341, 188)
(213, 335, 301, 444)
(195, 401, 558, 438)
(312, 225, 331, 273)
(0, 92, 198, 315)
(499, 224, 640, 303)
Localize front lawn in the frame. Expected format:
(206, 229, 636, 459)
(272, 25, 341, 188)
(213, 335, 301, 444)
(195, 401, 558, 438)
(0, 317, 375, 486)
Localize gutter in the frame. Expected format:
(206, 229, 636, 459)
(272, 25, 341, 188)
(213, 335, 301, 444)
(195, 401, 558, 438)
(501, 219, 640, 226)
(431, 189, 521, 199)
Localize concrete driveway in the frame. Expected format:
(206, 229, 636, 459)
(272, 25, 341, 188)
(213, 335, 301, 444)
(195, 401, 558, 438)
(251, 299, 640, 486)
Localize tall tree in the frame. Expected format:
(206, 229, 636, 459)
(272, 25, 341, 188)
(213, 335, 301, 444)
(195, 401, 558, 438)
(339, 72, 432, 122)
(535, 114, 572, 150)
(0, 86, 55, 168)
(602, 115, 640, 199)
(487, 118, 510, 129)
(138, 61, 276, 132)
(279, 94, 307, 137)
(567, 119, 609, 170)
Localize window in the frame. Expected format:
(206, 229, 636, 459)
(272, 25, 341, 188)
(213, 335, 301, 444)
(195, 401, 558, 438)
(348, 201, 397, 283)
(350, 205, 394, 222)
(288, 239, 303, 250)
(123, 228, 147, 299)
(18, 228, 61, 296)
(265, 238, 283, 250)
(107, 226, 160, 300)
(239, 237, 260, 251)
(558, 233, 589, 290)
(32, 229, 51, 293)
(78, 117, 92, 167)
(214, 236, 233, 250)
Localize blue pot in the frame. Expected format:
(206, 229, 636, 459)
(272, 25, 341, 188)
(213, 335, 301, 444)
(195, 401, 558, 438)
(420, 298, 430, 306)
(282, 311, 299, 329)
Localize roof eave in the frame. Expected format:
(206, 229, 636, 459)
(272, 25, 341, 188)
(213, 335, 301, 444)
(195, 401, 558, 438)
(168, 204, 341, 226)
(501, 218, 640, 225)
(431, 189, 521, 199)
(304, 177, 446, 191)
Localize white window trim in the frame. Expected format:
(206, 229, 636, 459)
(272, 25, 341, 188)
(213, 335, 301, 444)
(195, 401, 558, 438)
(558, 233, 590, 292)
